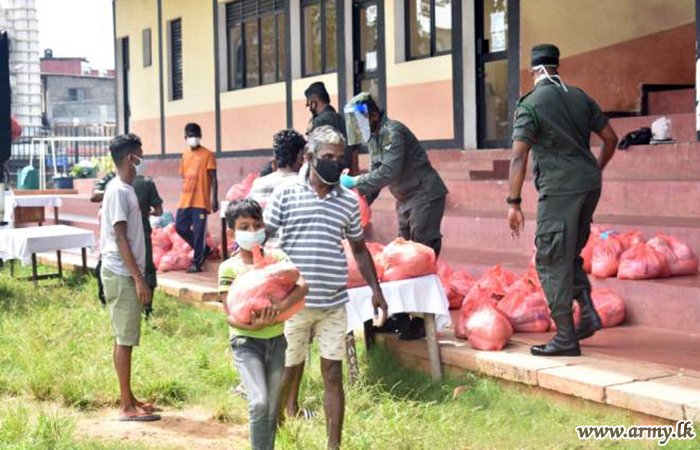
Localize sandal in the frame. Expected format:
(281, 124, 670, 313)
(299, 407, 317, 420)
(119, 412, 161, 422)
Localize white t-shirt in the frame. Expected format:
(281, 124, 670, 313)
(100, 177, 146, 277)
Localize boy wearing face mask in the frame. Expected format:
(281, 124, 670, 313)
(91, 156, 163, 317)
(176, 122, 219, 273)
(219, 198, 308, 450)
(100, 134, 161, 422)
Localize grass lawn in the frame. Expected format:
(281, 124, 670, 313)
(0, 266, 695, 449)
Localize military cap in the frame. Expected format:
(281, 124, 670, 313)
(531, 44, 560, 67)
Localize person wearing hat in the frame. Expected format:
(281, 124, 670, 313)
(340, 92, 449, 340)
(508, 44, 619, 357)
(304, 81, 359, 175)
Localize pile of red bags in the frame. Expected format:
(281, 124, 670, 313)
(152, 224, 220, 273)
(592, 289, 626, 328)
(225, 173, 258, 202)
(498, 278, 550, 333)
(380, 238, 437, 282)
(344, 240, 385, 288)
(582, 229, 697, 280)
(463, 304, 513, 351)
(474, 264, 518, 298)
(350, 189, 372, 228)
(226, 247, 304, 324)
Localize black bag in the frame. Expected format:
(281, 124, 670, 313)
(618, 127, 652, 150)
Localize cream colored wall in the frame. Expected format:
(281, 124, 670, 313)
(292, 73, 338, 133)
(521, 0, 694, 62)
(114, 0, 160, 122)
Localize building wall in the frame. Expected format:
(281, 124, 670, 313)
(44, 75, 116, 125)
(41, 58, 84, 76)
(115, 0, 163, 154)
(520, 0, 695, 113)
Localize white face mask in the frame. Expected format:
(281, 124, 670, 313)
(132, 155, 146, 176)
(533, 65, 568, 92)
(187, 137, 201, 148)
(235, 229, 266, 251)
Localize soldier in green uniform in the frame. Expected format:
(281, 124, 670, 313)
(305, 81, 359, 175)
(92, 168, 163, 317)
(341, 92, 449, 340)
(508, 44, 618, 356)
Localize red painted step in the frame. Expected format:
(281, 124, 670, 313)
(437, 247, 700, 334)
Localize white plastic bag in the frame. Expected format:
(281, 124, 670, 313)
(651, 117, 672, 141)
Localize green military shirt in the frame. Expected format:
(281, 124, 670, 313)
(512, 80, 609, 196)
(95, 172, 163, 236)
(308, 105, 347, 138)
(356, 114, 448, 212)
(513, 80, 608, 195)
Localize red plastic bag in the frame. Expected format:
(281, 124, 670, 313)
(351, 189, 371, 228)
(591, 289, 625, 328)
(451, 270, 476, 298)
(618, 230, 645, 251)
(10, 115, 22, 141)
(499, 290, 550, 333)
(474, 264, 518, 298)
(343, 240, 385, 288)
(647, 234, 699, 276)
(592, 235, 624, 278)
(455, 286, 501, 339)
(165, 223, 178, 237)
(151, 228, 173, 251)
(465, 303, 514, 351)
(153, 248, 165, 270)
(436, 260, 465, 310)
(581, 226, 602, 273)
(226, 260, 303, 324)
(158, 252, 192, 273)
(617, 243, 670, 280)
(381, 238, 437, 282)
(226, 173, 258, 201)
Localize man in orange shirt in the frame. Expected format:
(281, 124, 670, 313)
(175, 123, 219, 273)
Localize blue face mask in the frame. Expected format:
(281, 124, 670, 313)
(235, 228, 266, 251)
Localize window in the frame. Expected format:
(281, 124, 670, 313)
(142, 28, 152, 67)
(168, 18, 183, 101)
(67, 88, 86, 102)
(301, 0, 337, 76)
(406, 0, 452, 60)
(226, 0, 286, 90)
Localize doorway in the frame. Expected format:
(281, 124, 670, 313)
(352, 0, 386, 109)
(475, 0, 519, 148)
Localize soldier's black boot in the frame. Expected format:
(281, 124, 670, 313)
(531, 313, 581, 357)
(576, 290, 602, 340)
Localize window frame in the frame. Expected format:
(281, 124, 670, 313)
(226, 0, 286, 91)
(405, 0, 453, 61)
(168, 18, 183, 101)
(301, 0, 337, 77)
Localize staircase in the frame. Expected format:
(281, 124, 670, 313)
(366, 110, 700, 341)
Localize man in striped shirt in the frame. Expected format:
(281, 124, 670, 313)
(265, 125, 387, 450)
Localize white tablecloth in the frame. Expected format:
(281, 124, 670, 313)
(345, 274, 451, 333)
(0, 225, 95, 263)
(3, 192, 63, 227)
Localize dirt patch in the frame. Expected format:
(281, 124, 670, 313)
(76, 407, 248, 450)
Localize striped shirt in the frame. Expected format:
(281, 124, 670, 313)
(249, 170, 298, 208)
(264, 168, 363, 308)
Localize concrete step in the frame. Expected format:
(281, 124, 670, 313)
(432, 246, 700, 334)
(601, 112, 695, 144)
(370, 178, 700, 218)
(367, 208, 700, 257)
(377, 329, 700, 422)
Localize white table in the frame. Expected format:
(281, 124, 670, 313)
(3, 192, 63, 228)
(346, 274, 450, 381)
(0, 225, 95, 285)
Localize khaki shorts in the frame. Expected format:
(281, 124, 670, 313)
(102, 267, 142, 347)
(285, 305, 347, 367)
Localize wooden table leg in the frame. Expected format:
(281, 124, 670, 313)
(363, 319, 375, 351)
(9, 259, 15, 277)
(54, 207, 59, 224)
(31, 253, 39, 288)
(56, 250, 63, 279)
(424, 313, 442, 382)
(221, 218, 228, 260)
(346, 332, 359, 385)
(81, 248, 88, 275)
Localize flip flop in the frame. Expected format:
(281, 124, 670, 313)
(299, 408, 317, 420)
(139, 403, 163, 413)
(119, 412, 161, 422)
